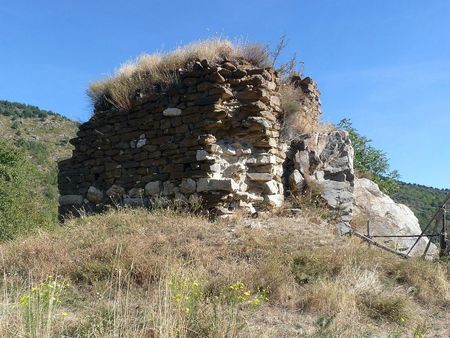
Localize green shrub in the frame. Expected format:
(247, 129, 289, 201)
(15, 138, 49, 164)
(0, 141, 56, 240)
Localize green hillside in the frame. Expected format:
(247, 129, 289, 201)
(392, 181, 449, 229)
(0, 99, 63, 119)
(0, 100, 78, 165)
(0, 100, 78, 238)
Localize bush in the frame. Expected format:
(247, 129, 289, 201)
(0, 141, 56, 240)
(15, 138, 49, 164)
(337, 118, 400, 195)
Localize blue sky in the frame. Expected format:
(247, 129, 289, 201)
(0, 0, 449, 188)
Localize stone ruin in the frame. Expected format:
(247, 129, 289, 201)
(58, 59, 355, 227)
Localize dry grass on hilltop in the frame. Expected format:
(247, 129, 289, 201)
(0, 208, 448, 337)
(88, 38, 270, 111)
(86, 37, 328, 138)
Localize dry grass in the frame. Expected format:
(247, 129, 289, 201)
(279, 84, 319, 137)
(0, 208, 448, 337)
(279, 83, 334, 140)
(88, 38, 271, 111)
(87, 37, 328, 138)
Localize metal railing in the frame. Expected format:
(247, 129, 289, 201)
(352, 191, 450, 258)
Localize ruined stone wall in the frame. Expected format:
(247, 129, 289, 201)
(58, 60, 287, 216)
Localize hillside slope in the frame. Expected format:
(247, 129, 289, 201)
(393, 182, 449, 228)
(0, 100, 78, 166)
(0, 209, 448, 337)
(0, 100, 78, 234)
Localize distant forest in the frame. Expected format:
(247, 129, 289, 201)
(393, 181, 449, 229)
(0, 100, 64, 119)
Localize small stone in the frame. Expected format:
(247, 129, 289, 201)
(163, 108, 182, 117)
(87, 186, 103, 204)
(236, 191, 264, 203)
(208, 71, 225, 83)
(263, 180, 279, 194)
(266, 81, 277, 90)
(59, 195, 83, 206)
(247, 173, 273, 182)
(232, 69, 247, 78)
(174, 191, 188, 203)
(222, 146, 236, 156)
(270, 95, 281, 107)
(123, 197, 146, 207)
(196, 150, 214, 161)
(197, 178, 238, 192)
(145, 181, 162, 196)
(180, 178, 196, 194)
(294, 151, 310, 175)
(246, 155, 277, 166)
(289, 169, 305, 193)
(222, 62, 237, 71)
(210, 163, 221, 172)
(265, 194, 284, 208)
(128, 187, 144, 198)
(163, 181, 175, 196)
(235, 90, 259, 100)
(237, 200, 256, 214)
(200, 59, 210, 68)
(106, 185, 125, 198)
(136, 134, 147, 148)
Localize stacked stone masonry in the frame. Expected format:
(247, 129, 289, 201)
(58, 58, 355, 226)
(59, 60, 288, 216)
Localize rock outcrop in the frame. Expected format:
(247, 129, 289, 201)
(285, 130, 355, 232)
(353, 178, 437, 257)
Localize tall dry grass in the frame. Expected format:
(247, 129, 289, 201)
(88, 38, 270, 111)
(0, 208, 448, 337)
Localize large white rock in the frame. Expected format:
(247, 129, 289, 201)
(287, 130, 355, 231)
(354, 178, 437, 257)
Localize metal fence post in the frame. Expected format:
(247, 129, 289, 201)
(440, 205, 448, 257)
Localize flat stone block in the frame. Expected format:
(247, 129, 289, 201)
(247, 173, 273, 182)
(59, 195, 84, 206)
(197, 178, 238, 192)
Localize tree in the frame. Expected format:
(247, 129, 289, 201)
(337, 118, 400, 195)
